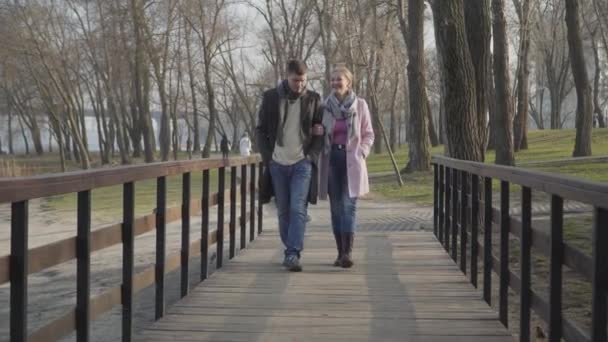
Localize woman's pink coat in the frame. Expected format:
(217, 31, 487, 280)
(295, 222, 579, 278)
(318, 98, 375, 200)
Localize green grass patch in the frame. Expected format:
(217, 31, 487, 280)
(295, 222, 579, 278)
(370, 129, 608, 205)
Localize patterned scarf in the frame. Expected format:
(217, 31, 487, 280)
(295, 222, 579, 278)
(322, 91, 358, 154)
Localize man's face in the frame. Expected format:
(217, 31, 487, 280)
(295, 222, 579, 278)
(287, 72, 307, 94)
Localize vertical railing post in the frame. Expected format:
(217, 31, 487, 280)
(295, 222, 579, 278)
(460, 171, 468, 274)
(471, 174, 479, 288)
(76, 190, 91, 342)
(240, 164, 247, 250)
(201, 169, 210, 281)
(181, 173, 191, 297)
(499, 181, 510, 327)
(122, 182, 135, 342)
(433, 163, 438, 237)
(229, 166, 237, 259)
(438, 165, 444, 244)
(548, 195, 563, 341)
(592, 207, 608, 342)
(451, 168, 459, 261)
(250, 163, 256, 241)
(444, 167, 451, 252)
(155, 176, 166, 320)
(11, 200, 28, 342)
(258, 162, 263, 234)
(520, 187, 532, 342)
(217, 167, 226, 269)
(483, 177, 492, 305)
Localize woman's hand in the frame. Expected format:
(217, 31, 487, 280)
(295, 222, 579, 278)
(312, 123, 324, 136)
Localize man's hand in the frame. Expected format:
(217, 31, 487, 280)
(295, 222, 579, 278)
(312, 124, 324, 136)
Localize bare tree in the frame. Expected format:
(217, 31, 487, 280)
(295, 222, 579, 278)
(403, 0, 430, 171)
(492, 0, 515, 165)
(464, 0, 491, 153)
(431, 0, 484, 161)
(565, 0, 593, 157)
(513, 0, 533, 150)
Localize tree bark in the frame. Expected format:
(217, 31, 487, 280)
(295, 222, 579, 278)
(431, 0, 484, 161)
(590, 30, 607, 128)
(565, 0, 593, 157)
(492, 0, 515, 166)
(464, 0, 491, 152)
(513, 0, 531, 151)
(131, 0, 155, 162)
(405, 0, 431, 171)
(185, 24, 201, 152)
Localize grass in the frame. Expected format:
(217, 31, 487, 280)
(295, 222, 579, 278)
(370, 128, 608, 205)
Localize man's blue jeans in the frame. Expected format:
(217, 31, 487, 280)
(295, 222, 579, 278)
(269, 158, 312, 257)
(328, 146, 357, 235)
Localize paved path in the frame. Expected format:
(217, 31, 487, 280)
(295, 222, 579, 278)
(135, 199, 513, 342)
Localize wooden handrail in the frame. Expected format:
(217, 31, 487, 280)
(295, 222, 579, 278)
(0, 156, 260, 203)
(432, 155, 608, 209)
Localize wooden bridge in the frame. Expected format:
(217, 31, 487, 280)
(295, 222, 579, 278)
(0, 155, 607, 341)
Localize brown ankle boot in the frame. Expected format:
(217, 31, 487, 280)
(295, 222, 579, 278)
(333, 232, 342, 266)
(341, 232, 354, 268)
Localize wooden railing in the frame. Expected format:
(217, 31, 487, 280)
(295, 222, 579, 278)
(0, 155, 264, 342)
(432, 155, 608, 342)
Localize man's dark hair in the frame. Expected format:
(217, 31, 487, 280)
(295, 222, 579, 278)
(286, 60, 308, 75)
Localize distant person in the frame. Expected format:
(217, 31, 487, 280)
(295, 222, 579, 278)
(318, 65, 375, 268)
(220, 134, 230, 159)
(239, 133, 252, 156)
(255, 59, 324, 272)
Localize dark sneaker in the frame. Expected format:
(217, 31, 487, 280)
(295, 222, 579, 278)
(284, 255, 302, 272)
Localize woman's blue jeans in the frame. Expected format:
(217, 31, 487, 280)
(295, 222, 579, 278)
(328, 145, 357, 235)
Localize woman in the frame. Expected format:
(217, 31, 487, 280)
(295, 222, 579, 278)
(318, 65, 375, 268)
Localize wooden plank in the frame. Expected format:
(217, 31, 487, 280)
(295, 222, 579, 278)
(76, 190, 91, 341)
(592, 207, 608, 341)
(29, 309, 75, 342)
(0, 155, 261, 204)
(122, 181, 135, 342)
(11, 200, 28, 342)
(0, 255, 8, 284)
(520, 187, 532, 342)
(135, 231, 513, 342)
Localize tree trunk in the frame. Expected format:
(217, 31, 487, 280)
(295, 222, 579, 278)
(185, 26, 200, 153)
(591, 30, 606, 128)
(405, 0, 431, 171)
(431, 0, 484, 162)
(8, 105, 14, 154)
(202, 56, 218, 158)
(427, 107, 439, 147)
(513, 0, 531, 151)
(389, 70, 400, 152)
(492, 0, 515, 166)
(27, 116, 44, 155)
(464, 0, 491, 153)
(487, 55, 497, 150)
(18, 114, 29, 155)
(131, 0, 155, 162)
(566, 0, 593, 157)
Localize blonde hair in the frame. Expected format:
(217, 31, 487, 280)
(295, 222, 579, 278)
(331, 64, 354, 89)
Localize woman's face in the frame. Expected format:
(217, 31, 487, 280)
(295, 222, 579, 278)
(331, 72, 350, 97)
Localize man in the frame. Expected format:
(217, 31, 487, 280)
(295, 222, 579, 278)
(256, 60, 324, 272)
(239, 132, 252, 156)
(220, 134, 230, 159)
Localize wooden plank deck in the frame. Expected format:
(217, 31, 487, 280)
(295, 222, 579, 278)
(135, 228, 513, 341)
